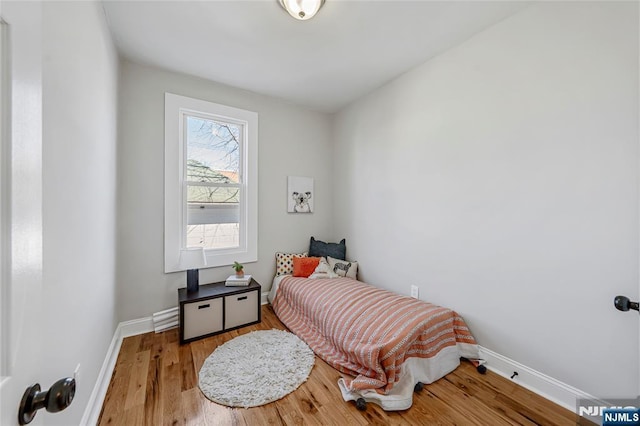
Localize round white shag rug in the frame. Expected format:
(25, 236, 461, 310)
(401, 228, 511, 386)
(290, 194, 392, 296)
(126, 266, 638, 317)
(198, 329, 315, 408)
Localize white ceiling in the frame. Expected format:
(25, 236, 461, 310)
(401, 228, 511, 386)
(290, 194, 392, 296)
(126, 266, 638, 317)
(102, 0, 529, 113)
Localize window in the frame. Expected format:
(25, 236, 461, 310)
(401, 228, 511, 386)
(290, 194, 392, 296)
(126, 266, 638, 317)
(165, 93, 258, 272)
(185, 115, 241, 249)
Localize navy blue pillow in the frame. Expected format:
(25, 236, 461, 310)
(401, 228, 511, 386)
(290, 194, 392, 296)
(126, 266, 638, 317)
(309, 237, 346, 261)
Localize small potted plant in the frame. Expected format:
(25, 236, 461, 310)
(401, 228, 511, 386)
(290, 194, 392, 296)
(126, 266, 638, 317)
(232, 261, 244, 278)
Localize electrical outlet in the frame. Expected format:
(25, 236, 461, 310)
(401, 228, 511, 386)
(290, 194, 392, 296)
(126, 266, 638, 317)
(410, 285, 419, 299)
(74, 363, 81, 383)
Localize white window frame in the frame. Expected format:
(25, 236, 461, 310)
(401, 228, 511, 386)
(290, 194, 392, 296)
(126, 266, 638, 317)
(164, 93, 258, 272)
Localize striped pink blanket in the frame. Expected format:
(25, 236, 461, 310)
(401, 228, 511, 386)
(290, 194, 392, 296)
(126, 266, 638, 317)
(272, 276, 479, 393)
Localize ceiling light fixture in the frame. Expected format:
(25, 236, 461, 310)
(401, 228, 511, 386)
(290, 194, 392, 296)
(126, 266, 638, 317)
(278, 0, 325, 21)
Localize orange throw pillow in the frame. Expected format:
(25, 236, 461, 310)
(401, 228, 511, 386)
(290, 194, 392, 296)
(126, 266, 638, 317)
(293, 256, 321, 278)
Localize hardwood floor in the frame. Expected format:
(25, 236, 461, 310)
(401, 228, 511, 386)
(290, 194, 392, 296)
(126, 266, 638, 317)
(98, 305, 584, 425)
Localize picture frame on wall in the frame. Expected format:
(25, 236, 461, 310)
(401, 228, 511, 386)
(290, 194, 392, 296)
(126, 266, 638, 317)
(287, 176, 314, 213)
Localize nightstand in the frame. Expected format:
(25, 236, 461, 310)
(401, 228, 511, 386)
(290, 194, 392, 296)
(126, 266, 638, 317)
(178, 279, 261, 344)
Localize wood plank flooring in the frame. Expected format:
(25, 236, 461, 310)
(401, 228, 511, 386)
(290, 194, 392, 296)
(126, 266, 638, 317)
(98, 305, 586, 425)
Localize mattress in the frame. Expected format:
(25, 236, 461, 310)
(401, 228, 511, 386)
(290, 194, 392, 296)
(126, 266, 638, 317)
(271, 276, 482, 410)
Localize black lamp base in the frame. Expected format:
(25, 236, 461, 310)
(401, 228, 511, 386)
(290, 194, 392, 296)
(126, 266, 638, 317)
(186, 269, 199, 293)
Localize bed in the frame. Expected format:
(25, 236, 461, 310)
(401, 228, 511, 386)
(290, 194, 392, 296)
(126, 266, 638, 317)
(269, 274, 484, 411)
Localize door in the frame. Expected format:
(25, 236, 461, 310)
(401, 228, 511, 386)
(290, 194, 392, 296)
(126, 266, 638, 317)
(0, 1, 45, 424)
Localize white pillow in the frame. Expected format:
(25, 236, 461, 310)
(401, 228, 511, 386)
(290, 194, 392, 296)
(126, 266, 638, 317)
(327, 256, 358, 279)
(309, 257, 338, 279)
(275, 251, 308, 276)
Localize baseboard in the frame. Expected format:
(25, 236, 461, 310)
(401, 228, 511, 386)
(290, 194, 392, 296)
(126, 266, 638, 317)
(261, 291, 269, 305)
(478, 345, 595, 413)
(119, 316, 154, 338)
(80, 317, 153, 425)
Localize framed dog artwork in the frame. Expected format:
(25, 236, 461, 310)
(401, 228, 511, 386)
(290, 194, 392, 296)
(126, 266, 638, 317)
(287, 176, 314, 213)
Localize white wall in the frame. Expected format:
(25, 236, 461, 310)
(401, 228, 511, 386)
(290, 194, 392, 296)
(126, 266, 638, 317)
(41, 2, 119, 425)
(117, 60, 333, 321)
(333, 1, 638, 399)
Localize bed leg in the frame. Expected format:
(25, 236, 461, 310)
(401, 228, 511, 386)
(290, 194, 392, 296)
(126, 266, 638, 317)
(355, 398, 367, 411)
(414, 382, 424, 392)
(461, 357, 487, 375)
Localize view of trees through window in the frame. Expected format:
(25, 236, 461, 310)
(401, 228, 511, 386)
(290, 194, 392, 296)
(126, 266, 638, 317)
(185, 115, 242, 249)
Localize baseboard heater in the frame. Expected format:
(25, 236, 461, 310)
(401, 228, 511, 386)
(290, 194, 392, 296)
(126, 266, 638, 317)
(152, 306, 179, 333)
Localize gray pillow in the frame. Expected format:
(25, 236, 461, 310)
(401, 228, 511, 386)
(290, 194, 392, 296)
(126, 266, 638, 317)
(309, 237, 346, 260)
